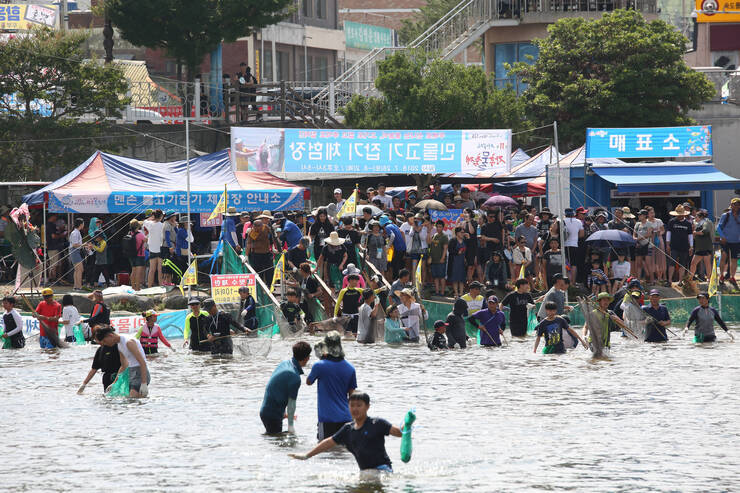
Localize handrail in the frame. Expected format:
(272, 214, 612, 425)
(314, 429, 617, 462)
(242, 256, 281, 309)
(357, 246, 393, 291)
(410, 0, 480, 49)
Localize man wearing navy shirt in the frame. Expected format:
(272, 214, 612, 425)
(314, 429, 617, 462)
(260, 341, 311, 434)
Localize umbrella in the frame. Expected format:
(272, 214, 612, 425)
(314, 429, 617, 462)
(414, 199, 447, 211)
(483, 195, 517, 208)
(585, 229, 636, 248)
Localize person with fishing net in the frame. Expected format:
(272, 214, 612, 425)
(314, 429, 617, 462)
(533, 301, 589, 354)
(77, 328, 120, 394)
(289, 391, 404, 473)
(34, 287, 62, 349)
(93, 326, 150, 398)
(582, 292, 629, 354)
(641, 289, 671, 343)
(684, 292, 734, 343)
(202, 298, 252, 356)
(260, 341, 312, 435)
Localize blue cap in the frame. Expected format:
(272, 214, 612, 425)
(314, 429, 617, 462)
(379, 215, 390, 227)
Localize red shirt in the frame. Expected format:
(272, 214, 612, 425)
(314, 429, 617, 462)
(36, 300, 61, 338)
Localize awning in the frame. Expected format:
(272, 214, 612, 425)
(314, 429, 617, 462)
(592, 165, 740, 192)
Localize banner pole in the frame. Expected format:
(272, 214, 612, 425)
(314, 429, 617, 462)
(554, 121, 568, 304)
(186, 119, 192, 297)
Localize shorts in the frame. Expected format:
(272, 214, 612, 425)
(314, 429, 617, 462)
(318, 421, 347, 441)
(347, 316, 359, 334)
(635, 244, 649, 257)
(670, 249, 690, 270)
(725, 242, 740, 259)
(430, 263, 446, 279)
(694, 250, 711, 257)
(130, 256, 146, 267)
(565, 247, 579, 265)
(39, 336, 55, 349)
(129, 366, 151, 392)
(70, 250, 83, 265)
(148, 251, 161, 259)
(694, 333, 716, 343)
(260, 413, 283, 434)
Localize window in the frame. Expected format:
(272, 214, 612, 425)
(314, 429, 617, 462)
(302, 0, 312, 18)
(494, 42, 538, 94)
(312, 55, 328, 82)
(263, 50, 289, 81)
(315, 0, 326, 19)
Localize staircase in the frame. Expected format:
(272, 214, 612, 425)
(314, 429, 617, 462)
(315, 0, 515, 114)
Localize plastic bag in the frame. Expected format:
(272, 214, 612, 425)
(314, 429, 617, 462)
(0, 327, 10, 349)
(400, 409, 416, 463)
(73, 325, 86, 345)
(106, 368, 130, 397)
(527, 310, 538, 335)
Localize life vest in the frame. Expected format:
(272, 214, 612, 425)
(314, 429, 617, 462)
(140, 323, 161, 348)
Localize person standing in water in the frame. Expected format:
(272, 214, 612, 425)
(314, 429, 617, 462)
(183, 298, 211, 352)
(94, 326, 150, 398)
(77, 331, 121, 393)
(583, 292, 629, 352)
(289, 391, 403, 472)
(445, 298, 469, 349)
(35, 287, 62, 348)
(533, 302, 588, 354)
(260, 341, 312, 434)
(684, 292, 734, 343)
(1, 296, 25, 349)
(135, 310, 174, 355)
(306, 331, 357, 440)
(641, 289, 671, 343)
(203, 298, 251, 356)
(468, 295, 506, 347)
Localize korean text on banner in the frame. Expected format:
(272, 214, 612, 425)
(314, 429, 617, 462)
(231, 127, 512, 174)
(0, 4, 57, 30)
(200, 213, 223, 227)
(211, 273, 257, 304)
(430, 209, 464, 235)
(586, 126, 712, 159)
(696, 0, 740, 23)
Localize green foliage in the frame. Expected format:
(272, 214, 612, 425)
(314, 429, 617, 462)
(511, 10, 715, 149)
(341, 52, 530, 139)
(399, 0, 460, 46)
(106, 0, 293, 79)
(0, 29, 129, 180)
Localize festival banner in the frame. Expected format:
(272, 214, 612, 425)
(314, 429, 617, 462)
(231, 127, 512, 174)
(585, 126, 712, 159)
(200, 212, 223, 227)
(344, 21, 395, 50)
(429, 209, 464, 235)
(210, 273, 257, 304)
(0, 4, 57, 30)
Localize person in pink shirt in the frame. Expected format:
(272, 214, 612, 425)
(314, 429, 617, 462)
(341, 264, 366, 289)
(135, 310, 174, 355)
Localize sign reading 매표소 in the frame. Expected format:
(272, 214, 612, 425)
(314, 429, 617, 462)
(344, 21, 395, 50)
(586, 126, 712, 159)
(210, 274, 257, 304)
(231, 127, 512, 174)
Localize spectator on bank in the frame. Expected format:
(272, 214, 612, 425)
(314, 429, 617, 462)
(447, 227, 468, 298)
(69, 218, 86, 291)
(427, 220, 449, 296)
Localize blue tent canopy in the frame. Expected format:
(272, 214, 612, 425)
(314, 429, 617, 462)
(592, 164, 740, 192)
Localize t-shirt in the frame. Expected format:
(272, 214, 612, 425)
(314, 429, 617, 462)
(461, 293, 484, 314)
(338, 229, 361, 264)
(514, 224, 539, 249)
(611, 260, 631, 279)
(69, 229, 82, 253)
(481, 222, 503, 252)
(46, 222, 63, 250)
(62, 305, 80, 338)
(543, 249, 563, 275)
(35, 300, 61, 338)
(162, 221, 176, 248)
(307, 359, 357, 423)
(428, 232, 448, 263)
(92, 344, 121, 373)
(332, 417, 393, 470)
(357, 303, 375, 343)
(563, 218, 583, 248)
(322, 244, 347, 264)
(536, 287, 566, 319)
(501, 291, 534, 328)
(469, 308, 505, 345)
(143, 220, 164, 253)
(309, 221, 334, 247)
(667, 218, 693, 251)
(375, 194, 393, 209)
(260, 358, 303, 419)
(280, 301, 302, 324)
(117, 334, 146, 369)
(287, 246, 309, 269)
(536, 316, 569, 353)
(336, 287, 363, 316)
(429, 330, 448, 350)
(398, 302, 425, 340)
(633, 221, 652, 247)
(281, 220, 303, 249)
(390, 279, 409, 305)
(693, 219, 714, 252)
(384, 224, 406, 252)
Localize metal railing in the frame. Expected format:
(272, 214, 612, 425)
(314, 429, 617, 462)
(314, 0, 658, 114)
(694, 68, 739, 103)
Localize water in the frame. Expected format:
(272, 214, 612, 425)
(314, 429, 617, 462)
(3, 329, 740, 492)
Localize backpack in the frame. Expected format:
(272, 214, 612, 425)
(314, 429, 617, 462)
(121, 232, 137, 258)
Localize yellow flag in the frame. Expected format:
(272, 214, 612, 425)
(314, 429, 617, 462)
(336, 189, 357, 219)
(178, 259, 198, 296)
(270, 253, 285, 292)
(519, 264, 526, 280)
(415, 255, 423, 292)
(208, 185, 227, 222)
(708, 250, 720, 298)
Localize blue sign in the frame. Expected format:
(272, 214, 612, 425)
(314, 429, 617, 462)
(586, 126, 712, 159)
(232, 127, 512, 175)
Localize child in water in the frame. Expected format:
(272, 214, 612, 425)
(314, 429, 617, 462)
(135, 310, 173, 355)
(384, 304, 406, 344)
(428, 320, 449, 350)
(289, 391, 404, 472)
(533, 302, 588, 354)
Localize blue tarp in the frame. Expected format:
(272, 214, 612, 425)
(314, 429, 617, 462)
(592, 164, 740, 192)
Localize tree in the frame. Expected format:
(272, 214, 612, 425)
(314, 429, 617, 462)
(341, 52, 531, 190)
(511, 10, 715, 149)
(106, 0, 293, 81)
(0, 29, 129, 180)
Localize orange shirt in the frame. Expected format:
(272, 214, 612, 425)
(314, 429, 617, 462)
(36, 300, 61, 338)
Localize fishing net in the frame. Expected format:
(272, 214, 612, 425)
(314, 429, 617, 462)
(527, 310, 538, 335)
(578, 297, 605, 357)
(106, 368, 129, 397)
(400, 409, 416, 463)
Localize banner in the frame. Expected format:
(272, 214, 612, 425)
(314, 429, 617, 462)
(200, 212, 223, 227)
(231, 127, 512, 174)
(270, 254, 285, 292)
(696, 0, 740, 22)
(210, 273, 257, 304)
(345, 21, 395, 50)
(180, 259, 198, 296)
(430, 209, 464, 235)
(586, 126, 712, 159)
(208, 186, 227, 221)
(336, 189, 357, 219)
(0, 4, 57, 30)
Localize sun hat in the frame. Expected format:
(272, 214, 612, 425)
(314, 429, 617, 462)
(621, 206, 635, 219)
(596, 292, 613, 301)
(324, 231, 346, 246)
(323, 330, 345, 358)
(669, 205, 690, 216)
(256, 210, 273, 220)
(342, 263, 360, 276)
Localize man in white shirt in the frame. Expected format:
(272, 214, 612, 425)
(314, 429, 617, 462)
(562, 208, 584, 284)
(374, 183, 393, 209)
(333, 188, 345, 212)
(143, 209, 165, 288)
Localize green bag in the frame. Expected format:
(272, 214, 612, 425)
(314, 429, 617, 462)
(400, 409, 416, 463)
(73, 325, 86, 345)
(0, 327, 11, 349)
(527, 310, 538, 335)
(106, 368, 130, 397)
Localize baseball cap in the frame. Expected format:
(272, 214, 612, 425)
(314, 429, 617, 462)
(576, 207, 589, 214)
(187, 298, 201, 305)
(697, 292, 709, 299)
(731, 197, 740, 205)
(649, 289, 661, 296)
(487, 295, 499, 304)
(201, 298, 216, 309)
(630, 291, 642, 297)
(41, 287, 53, 296)
(333, 188, 342, 194)
(433, 320, 448, 329)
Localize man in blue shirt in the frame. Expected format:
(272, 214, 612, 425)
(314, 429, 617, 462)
(641, 289, 671, 342)
(379, 215, 407, 279)
(468, 295, 506, 346)
(220, 207, 241, 252)
(277, 212, 303, 250)
(718, 197, 740, 288)
(260, 341, 312, 434)
(307, 331, 357, 440)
